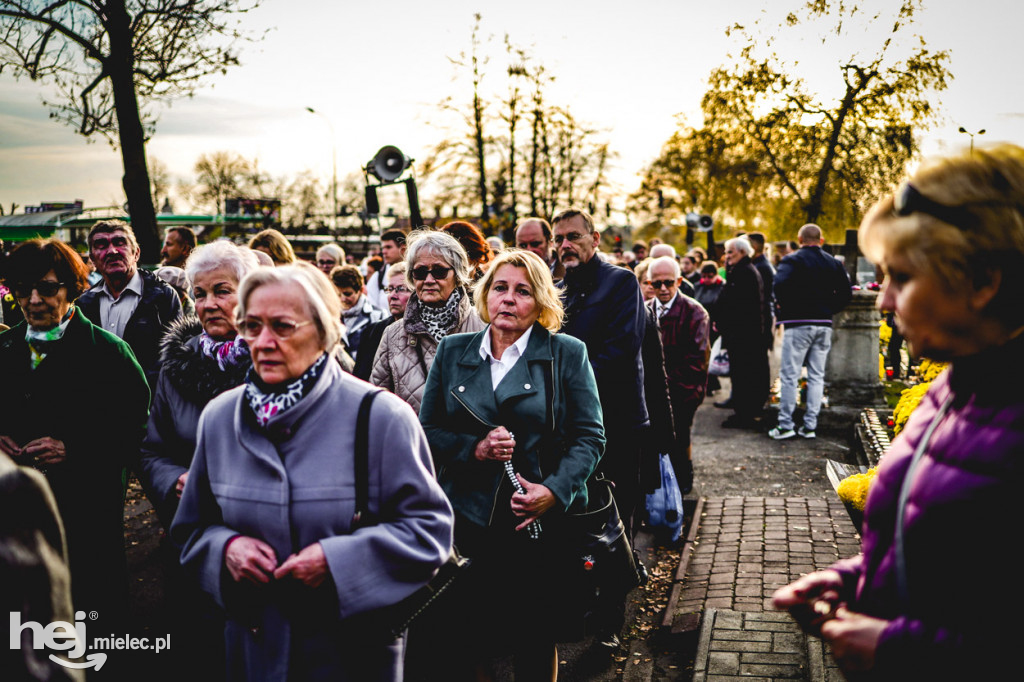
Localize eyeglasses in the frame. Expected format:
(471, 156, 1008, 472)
(14, 281, 65, 298)
(649, 279, 676, 290)
(517, 240, 545, 249)
(239, 317, 313, 340)
(553, 232, 587, 245)
(893, 182, 974, 229)
(411, 265, 453, 281)
(383, 285, 411, 294)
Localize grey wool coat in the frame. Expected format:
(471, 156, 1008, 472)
(171, 359, 455, 682)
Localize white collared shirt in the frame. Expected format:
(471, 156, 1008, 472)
(97, 270, 144, 339)
(657, 291, 679, 319)
(479, 324, 534, 390)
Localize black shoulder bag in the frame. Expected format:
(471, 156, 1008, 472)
(349, 389, 470, 641)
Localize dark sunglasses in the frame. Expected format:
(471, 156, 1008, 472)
(649, 279, 676, 290)
(411, 265, 453, 281)
(14, 281, 65, 298)
(893, 182, 974, 229)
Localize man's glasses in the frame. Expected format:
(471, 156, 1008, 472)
(14, 281, 65, 298)
(649, 279, 676, 290)
(893, 182, 975, 229)
(411, 265, 453, 281)
(239, 317, 313, 340)
(517, 240, 545, 249)
(553, 232, 586, 245)
(383, 285, 411, 294)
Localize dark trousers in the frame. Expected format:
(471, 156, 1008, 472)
(727, 340, 770, 420)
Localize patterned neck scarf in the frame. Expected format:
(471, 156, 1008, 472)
(244, 351, 329, 428)
(419, 286, 464, 342)
(25, 308, 75, 370)
(199, 332, 250, 372)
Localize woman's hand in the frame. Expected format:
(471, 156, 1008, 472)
(273, 542, 329, 588)
(772, 569, 844, 635)
(511, 474, 556, 531)
(225, 536, 278, 584)
(473, 426, 516, 462)
(820, 607, 887, 676)
(21, 437, 66, 466)
(175, 472, 189, 498)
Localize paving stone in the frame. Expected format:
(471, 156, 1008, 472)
(711, 639, 772, 653)
(713, 629, 771, 642)
(707, 651, 741, 675)
(740, 663, 805, 678)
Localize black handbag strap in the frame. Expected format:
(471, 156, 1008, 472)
(352, 389, 384, 529)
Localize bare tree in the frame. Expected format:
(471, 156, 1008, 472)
(0, 0, 260, 259)
(193, 151, 252, 214)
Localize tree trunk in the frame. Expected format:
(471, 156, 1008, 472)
(106, 0, 160, 262)
(806, 74, 867, 225)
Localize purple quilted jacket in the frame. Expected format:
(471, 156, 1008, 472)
(832, 333, 1024, 679)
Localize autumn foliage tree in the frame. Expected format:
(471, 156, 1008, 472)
(420, 16, 613, 237)
(0, 0, 259, 260)
(632, 0, 951, 243)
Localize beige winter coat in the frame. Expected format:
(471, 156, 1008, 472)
(370, 291, 485, 413)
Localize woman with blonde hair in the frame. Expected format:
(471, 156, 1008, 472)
(774, 145, 1024, 679)
(417, 248, 605, 679)
(248, 229, 296, 266)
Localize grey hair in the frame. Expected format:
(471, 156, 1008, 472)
(404, 229, 471, 289)
(316, 243, 346, 262)
(726, 237, 753, 257)
(649, 243, 677, 259)
(649, 255, 681, 279)
(236, 261, 343, 351)
(185, 240, 260, 289)
(387, 261, 408, 281)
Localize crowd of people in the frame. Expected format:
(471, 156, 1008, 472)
(2, 143, 1021, 680)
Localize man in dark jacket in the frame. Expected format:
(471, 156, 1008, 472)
(647, 256, 709, 488)
(714, 237, 769, 428)
(555, 208, 648, 649)
(748, 232, 776, 350)
(77, 220, 182, 391)
(769, 224, 851, 440)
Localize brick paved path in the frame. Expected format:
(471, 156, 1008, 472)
(669, 496, 861, 681)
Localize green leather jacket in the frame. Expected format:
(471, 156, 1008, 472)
(419, 323, 605, 529)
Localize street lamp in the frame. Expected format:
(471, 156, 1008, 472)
(957, 126, 986, 156)
(306, 107, 338, 229)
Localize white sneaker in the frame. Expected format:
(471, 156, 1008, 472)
(797, 426, 816, 439)
(769, 427, 796, 440)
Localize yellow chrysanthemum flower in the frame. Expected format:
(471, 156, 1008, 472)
(838, 468, 877, 511)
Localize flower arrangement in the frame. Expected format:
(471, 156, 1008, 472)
(879, 318, 892, 350)
(892, 382, 931, 434)
(837, 468, 877, 511)
(917, 358, 949, 382)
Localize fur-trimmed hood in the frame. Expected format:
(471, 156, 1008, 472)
(159, 316, 251, 406)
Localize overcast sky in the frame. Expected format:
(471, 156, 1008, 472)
(1, 0, 1021, 214)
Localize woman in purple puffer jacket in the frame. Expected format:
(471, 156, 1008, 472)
(774, 144, 1024, 680)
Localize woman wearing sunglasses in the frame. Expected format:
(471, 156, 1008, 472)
(371, 230, 485, 412)
(172, 262, 454, 681)
(773, 145, 1024, 679)
(0, 239, 150, 633)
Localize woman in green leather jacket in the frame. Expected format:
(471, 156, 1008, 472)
(418, 248, 605, 681)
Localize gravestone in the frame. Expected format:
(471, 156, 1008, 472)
(826, 289, 884, 406)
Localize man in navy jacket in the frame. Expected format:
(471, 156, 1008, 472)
(769, 224, 851, 440)
(555, 208, 648, 648)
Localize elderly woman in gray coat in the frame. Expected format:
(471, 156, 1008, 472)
(172, 263, 454, 682)
(371, 229, 485, 412)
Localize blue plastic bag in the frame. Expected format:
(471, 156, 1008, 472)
(645, 453, 685, 542)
